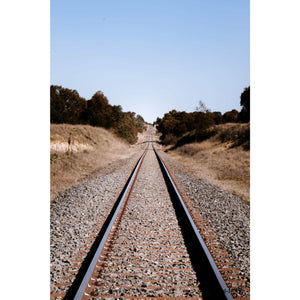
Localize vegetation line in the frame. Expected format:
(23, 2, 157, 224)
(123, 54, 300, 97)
(51, 85, 146, 144)
(154, 87, 250, 148)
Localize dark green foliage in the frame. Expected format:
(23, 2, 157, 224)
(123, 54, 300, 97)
(240, 86, 250, 111)
(115, 112, 139, 144)
(239, 86, 250, 122)
(50, 85, 87, 124)
(86, 91, 111, 128)
(156, 110, 216, 143)
(156, 86, 250, 146)
(156, 110, 217, 144)
(238, 108, 249, 123)
(50, 85, 145, 144)
(135, 114, 146, 132)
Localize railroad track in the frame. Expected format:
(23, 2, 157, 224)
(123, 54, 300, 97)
(52, 133, 248, 299)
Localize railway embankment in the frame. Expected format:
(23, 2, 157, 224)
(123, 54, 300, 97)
(50, 124, 148, 201)
(50, 126, 249, 299)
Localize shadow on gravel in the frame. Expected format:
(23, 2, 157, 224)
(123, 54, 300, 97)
(155, 150, 230, 300)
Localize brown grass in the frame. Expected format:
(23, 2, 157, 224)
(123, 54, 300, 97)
(167, 123, 250, 204)
(50, 124, 148, 201)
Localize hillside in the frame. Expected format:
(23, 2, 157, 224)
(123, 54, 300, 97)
(163, 123, 250, 204)
(50, 124, 147, 200)
(51, 123, 250, 203)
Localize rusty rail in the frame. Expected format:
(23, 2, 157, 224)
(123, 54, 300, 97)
(153, 143, 233, 300)
(65, 137, 234, 299)
(68, 150, 147, 300)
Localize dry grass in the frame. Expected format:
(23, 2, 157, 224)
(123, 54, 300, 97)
(50, 124, 148, 201)
(167, 123, 250, 204)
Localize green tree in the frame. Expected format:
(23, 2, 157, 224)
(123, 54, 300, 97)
(86, 91, 111, 127)
(50, 85, 146, 144)
(240, 87, 250, 111)
(50, 85, 87, 124)
(239, 86, 250, 122)
(50, 85, 65, 123)
(135, 114, 145, 132)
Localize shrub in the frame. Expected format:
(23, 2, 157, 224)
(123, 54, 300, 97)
(218, 123, 250, 149)
(222, 109, 239, 123)
(161, 134, 178, 145)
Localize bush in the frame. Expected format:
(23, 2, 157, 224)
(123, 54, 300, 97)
(171, 127, 217, 149)
(161, 134, 178, 145)
(218, 123, 250, 149)
(115, 125, 138, 144)
(222, 109, 239, 123)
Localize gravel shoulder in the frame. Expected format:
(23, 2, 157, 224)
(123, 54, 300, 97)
(159, 149, 250, 289)
(50, 150, 143, 296)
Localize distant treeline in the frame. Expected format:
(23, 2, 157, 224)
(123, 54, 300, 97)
(50, 85, 145, 144)
(155, 86, 250, 145)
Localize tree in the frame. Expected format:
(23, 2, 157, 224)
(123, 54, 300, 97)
(50, 85, 87, 124)
(135, 114, 145, 132)
(240, 87, 250, 111)
(50, 85, 146, 144)
(50, 85, 65, 123)
(195, 100, 210, 113)
(86, 91, 111, 127)
(154, 117, 161, 126)
(239, 86, 250, 122)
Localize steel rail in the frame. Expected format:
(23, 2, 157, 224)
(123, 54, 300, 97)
(72, 150, 147, 300)
(152, 143, 233, 300)
(67, 137, 233, 299)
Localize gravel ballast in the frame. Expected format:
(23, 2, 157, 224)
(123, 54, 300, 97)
(159, 149, 250, 290)
(50, 151, 142, 296)
(50, 142, 250, 298)
(90, 150, 202, 298)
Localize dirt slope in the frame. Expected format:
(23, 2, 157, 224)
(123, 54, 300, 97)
(164, 123, 250, 204)
(50, 124, 148, 201)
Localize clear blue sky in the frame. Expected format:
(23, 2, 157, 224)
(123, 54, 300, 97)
(51, 0, 249, 123)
